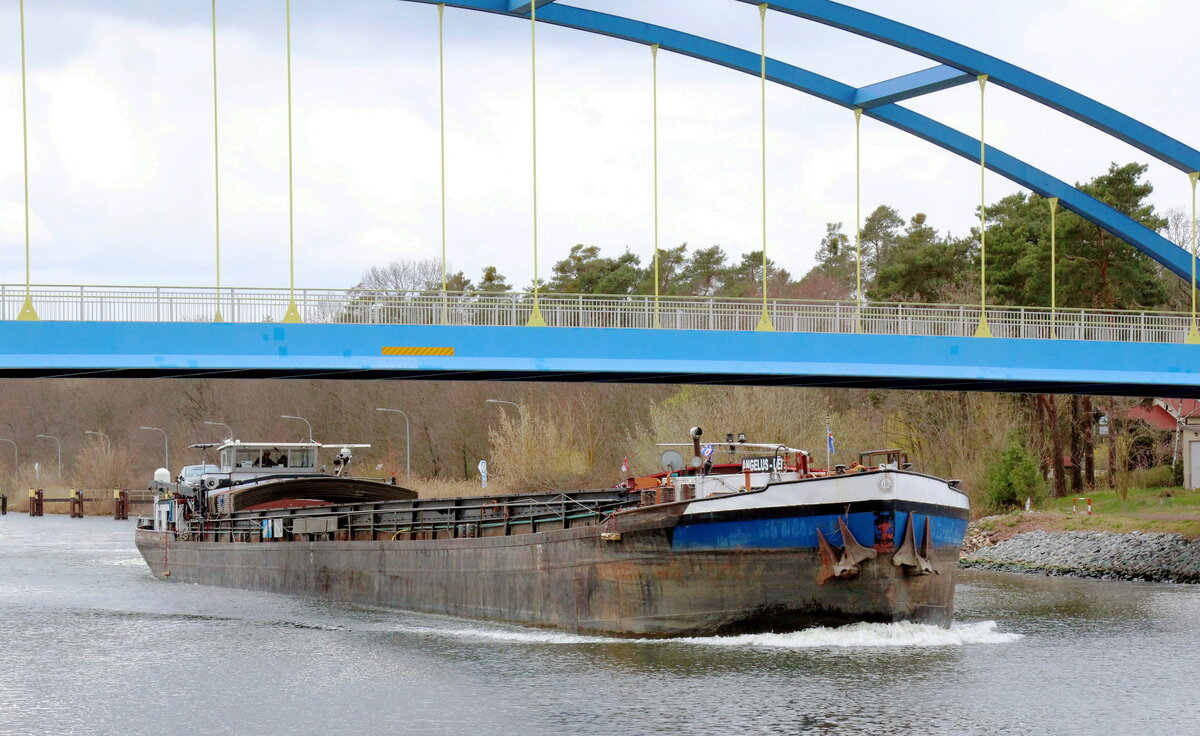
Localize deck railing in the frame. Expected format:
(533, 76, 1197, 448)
(0, 283, 1193, 343)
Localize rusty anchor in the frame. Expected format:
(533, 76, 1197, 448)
(816, 518, 878, 584)
(892, 512, 937, 576)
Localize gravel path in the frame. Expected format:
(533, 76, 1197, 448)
(961, 529, 1200, 583)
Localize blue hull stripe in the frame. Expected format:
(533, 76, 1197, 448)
(671, 510, 968, 551)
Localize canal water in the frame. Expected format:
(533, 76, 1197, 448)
(1, 516, 1196, 736)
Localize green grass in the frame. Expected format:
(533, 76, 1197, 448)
(1014, 486, 1200, 538)
(1046, 486, 1200, 517)
(974, 486, 1200, 539)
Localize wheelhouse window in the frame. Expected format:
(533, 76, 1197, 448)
(282, 448, 315, 469)
(220, 446, 316, 470)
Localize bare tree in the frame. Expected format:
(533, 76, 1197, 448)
(354, 259, 443, 293)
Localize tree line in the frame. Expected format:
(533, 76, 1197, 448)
(354, 162, 1188, 314)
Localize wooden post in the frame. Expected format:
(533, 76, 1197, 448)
(1, 492, 6, 515)
(70, 489, 84, 518)
(113, 489, 129, 521)
(30, 489, 44, 517)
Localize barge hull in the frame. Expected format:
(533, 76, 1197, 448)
(135, 501, 962, 637)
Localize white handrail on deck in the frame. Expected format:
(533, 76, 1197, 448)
(0, 284, 1193, 344)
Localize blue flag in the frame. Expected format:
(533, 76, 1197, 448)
(826, 429, 835, 454)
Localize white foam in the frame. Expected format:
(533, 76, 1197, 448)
(387, 619, 1020, 648)
(392, 622, 616, 645)
(677, 620, 1022, 649)
(99, 557, 146, 567)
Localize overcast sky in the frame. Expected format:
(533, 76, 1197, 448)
(0, 0, 1197, 292)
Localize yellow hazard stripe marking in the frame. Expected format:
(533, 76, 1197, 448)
(381, 346, 455, 356)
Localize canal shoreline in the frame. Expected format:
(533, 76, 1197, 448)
(961, 517, 1200, 583)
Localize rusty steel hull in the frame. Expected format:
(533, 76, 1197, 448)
(135, 498, 965, 638)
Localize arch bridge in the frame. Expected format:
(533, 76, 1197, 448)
(2, 0, 1198, 396)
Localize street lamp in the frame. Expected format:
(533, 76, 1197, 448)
(140, 426, 169, 471)
(84, 430, 111, 452)
(280, 415, 313, 443)
(203, 420, 234, 441)
(485, 399, 521, 410)
(35, 435, 61, 478)
(376, 408, 411, 478)
(0, 437, 16, 467)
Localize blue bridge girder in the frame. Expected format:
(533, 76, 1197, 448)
(399, 0, 1195, 281)
(2, 321, 1198, 398)
(851, 65, 974, 109)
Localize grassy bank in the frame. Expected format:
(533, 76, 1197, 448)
(980, 486, 1200, 540)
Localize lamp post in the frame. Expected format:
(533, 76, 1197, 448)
(140, 426, 169, 471)
(485, 399, 520, 411)
(0, 437, 16, 467)
(203, 420, 234, 441)
(84, 430, 110, 452)
(35, 435, 61, 478)
(375, 408, 411, 478)
(280, 415, 313, 443)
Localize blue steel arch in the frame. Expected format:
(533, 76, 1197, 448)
(398, 0, 1195, 281)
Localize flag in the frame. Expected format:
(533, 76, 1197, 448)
(827, 429, 835, 454)
(621, 457, 629, 473)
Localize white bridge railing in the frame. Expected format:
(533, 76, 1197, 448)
(0, 284, 1193, 344)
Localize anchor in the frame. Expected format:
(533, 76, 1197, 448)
(816, 518, 878, 584)
(892, 512, 937, 576)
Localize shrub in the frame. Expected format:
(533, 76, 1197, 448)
(983, 443, 1045, 512)
(1129, 464, 1175, 489)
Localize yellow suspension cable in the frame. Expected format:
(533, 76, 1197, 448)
(651, 44, 661, 328)
(212, 0, 223, 323)
(755, 3, 773, 332)
(1049, 196, 1058, 339)
(526, 0, 545, 326)
(438, 3, 448, 324)
(974, 74, 991, 337)
(1189, 172, 1199, 344)
(281, 0, 301, 323)
(17, 0, 37, 321)
(854, 107, 862, 333)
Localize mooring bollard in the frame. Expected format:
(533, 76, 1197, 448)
(70, 489, 84, 518)
(29, 489, 44, 517)
(113, 489, 128, 521)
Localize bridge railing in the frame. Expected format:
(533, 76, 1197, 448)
(0, 284, 1193, 343)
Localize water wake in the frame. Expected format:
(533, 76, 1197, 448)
(679, 620, 1022, 648)
(390, 619, 1021, 648)
(391, 622, 616, 645)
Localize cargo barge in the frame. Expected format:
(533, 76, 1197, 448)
(135, 431, 970, 638)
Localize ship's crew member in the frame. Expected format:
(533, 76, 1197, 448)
(276, 451, 288, 468)
(260, 451, 276, 468)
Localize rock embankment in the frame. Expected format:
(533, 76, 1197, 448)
(962, 529, 1200, 583)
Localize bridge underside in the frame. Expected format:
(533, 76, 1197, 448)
(0, 323, 1195, 398)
